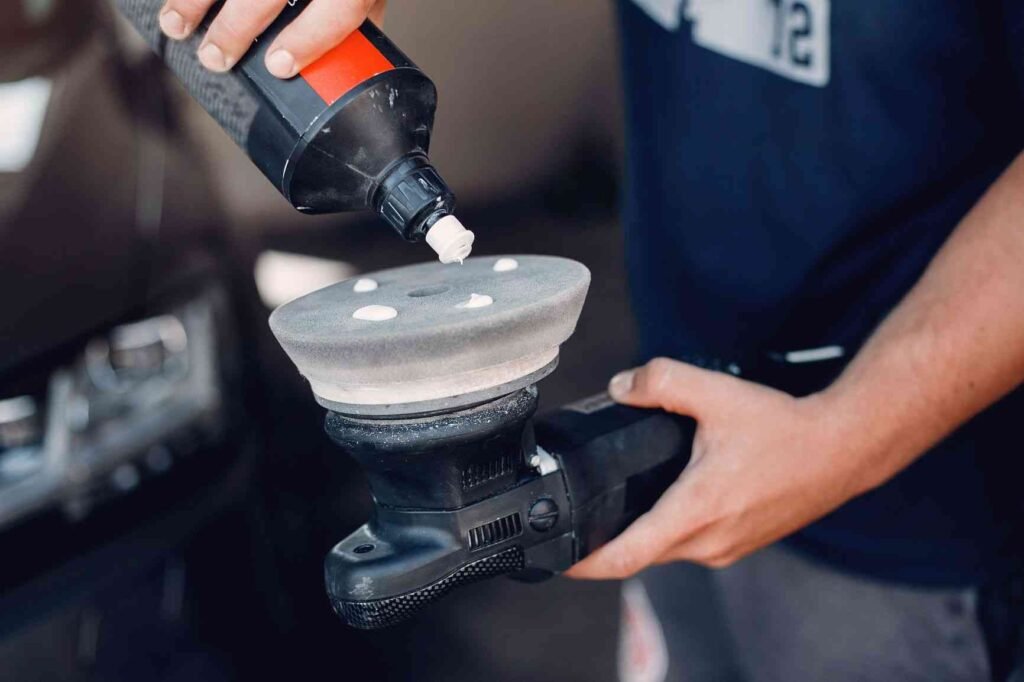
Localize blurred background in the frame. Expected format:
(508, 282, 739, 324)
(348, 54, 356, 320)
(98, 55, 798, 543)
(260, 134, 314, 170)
(0, 0, 637, 679)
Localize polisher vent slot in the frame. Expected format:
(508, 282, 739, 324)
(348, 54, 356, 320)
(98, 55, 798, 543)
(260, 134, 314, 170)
(462, 454, 516, 490)
(468, 513, 523, 551)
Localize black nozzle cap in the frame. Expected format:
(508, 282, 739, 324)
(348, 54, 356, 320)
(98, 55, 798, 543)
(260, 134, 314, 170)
(374, 155, 456, 242)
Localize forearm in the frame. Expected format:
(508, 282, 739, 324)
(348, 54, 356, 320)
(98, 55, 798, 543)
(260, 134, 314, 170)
(820, 150, 1024, 490)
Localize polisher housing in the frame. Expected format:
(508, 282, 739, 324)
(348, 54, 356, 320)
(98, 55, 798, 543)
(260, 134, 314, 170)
(269, 256, 694, 628)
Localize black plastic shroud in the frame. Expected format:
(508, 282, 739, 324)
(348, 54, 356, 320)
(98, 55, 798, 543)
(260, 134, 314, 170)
(323, 388, 695, 629)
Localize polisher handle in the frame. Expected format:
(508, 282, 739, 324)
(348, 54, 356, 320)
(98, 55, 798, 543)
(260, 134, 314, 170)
(325, 393, 695, 630)
(535, 394, 696, 560)
(323, 470, 573, 630)
(329, 543, 527, 630)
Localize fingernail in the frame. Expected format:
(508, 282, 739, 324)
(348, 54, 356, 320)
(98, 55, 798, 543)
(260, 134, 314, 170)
(609, 371, 635, 400)
(198, 42, 230, 72)
(158, 9, 188, 39)
(266, 49, 297, 79)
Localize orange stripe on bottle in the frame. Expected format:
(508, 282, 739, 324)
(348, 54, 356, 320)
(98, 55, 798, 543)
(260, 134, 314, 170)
(301, 30, 394, 105)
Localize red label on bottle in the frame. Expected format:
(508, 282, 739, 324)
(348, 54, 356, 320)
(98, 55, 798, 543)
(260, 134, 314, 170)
(301, 29, 394, 106)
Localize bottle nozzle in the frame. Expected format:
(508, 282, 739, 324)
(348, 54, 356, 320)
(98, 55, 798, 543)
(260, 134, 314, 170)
(426, 215, 475, 264)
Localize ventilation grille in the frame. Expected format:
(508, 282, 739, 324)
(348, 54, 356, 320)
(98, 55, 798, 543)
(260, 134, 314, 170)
(467, 513, 523, 551)
(462, 453, 516, 490)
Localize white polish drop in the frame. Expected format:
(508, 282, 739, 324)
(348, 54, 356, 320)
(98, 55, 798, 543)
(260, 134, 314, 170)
(493, 258, 519, 272)
(458, 293, 493, 309)
(353, 278, 378, 293)
(353, 305, 397, 321)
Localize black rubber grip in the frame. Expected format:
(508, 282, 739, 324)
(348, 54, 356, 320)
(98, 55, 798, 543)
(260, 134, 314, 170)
(115, 0, 259, 145)
(331, 546, 525, 630)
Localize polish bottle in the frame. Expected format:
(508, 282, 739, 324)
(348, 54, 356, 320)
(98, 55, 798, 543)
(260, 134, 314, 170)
(115, 0, 473, 263)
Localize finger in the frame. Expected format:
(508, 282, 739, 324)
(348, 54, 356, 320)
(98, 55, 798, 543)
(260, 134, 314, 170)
(567, 478, 701, 580)
(198, 0, 289, 73)
(565, 511, 672, 580)
(652, 525, 736, 569)
(608, 357, 726, 417)
(265, 0, 375, 79)
(159, 0, 216, 40)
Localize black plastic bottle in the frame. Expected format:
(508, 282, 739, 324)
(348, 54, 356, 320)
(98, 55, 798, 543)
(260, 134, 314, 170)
(115, 0, 474, 263)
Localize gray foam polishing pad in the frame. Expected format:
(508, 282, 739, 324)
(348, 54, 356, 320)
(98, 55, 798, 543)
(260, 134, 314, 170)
(269, 255, 590, 416)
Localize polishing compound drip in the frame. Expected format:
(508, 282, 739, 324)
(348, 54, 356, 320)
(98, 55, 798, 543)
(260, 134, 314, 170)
(426, 216, 475, 264)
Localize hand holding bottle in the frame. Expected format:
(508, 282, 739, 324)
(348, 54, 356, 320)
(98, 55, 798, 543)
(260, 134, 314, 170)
(157, 0, 387, 78)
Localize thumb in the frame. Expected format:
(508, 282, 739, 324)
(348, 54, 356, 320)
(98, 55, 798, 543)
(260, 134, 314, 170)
(608, 357, 727, 417)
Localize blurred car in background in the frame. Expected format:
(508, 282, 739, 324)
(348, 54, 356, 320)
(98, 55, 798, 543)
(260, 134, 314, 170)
(1, 1, 631, 680)
(0, 3, 270, 678)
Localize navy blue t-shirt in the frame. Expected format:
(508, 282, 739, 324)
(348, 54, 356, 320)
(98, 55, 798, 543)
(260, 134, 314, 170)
(618, 0, 1024, 585)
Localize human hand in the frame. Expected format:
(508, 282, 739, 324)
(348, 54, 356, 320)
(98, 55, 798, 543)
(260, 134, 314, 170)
(157, 0, 387, 78)
(567, 358, 886, 579)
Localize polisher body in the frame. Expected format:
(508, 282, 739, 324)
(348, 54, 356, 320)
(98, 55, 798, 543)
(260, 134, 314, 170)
(324, 389, 695, 629)
(268, 255, 693, 628)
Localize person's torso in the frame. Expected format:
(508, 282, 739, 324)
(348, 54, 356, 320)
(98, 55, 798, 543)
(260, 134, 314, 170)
(618, 0, 1024, 585)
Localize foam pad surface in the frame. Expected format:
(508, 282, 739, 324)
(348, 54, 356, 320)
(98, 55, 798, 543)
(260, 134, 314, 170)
(269, 256, 590, 410)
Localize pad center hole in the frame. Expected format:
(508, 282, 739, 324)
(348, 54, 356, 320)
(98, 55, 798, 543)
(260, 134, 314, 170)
(354, 544, 375, 554)
(407, 285, 450, 298)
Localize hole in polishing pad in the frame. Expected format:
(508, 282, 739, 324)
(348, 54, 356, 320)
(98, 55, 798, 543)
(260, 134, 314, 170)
(407, 285, 450, 298)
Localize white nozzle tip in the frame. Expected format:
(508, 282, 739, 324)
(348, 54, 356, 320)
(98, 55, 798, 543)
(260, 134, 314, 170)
(425, 215, 475, 265)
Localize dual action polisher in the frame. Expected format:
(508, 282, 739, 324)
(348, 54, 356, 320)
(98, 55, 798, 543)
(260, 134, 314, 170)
(270, 256, 695, 629)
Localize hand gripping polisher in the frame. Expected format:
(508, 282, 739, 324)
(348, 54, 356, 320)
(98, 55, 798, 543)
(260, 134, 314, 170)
(269, 256, 695, 629)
